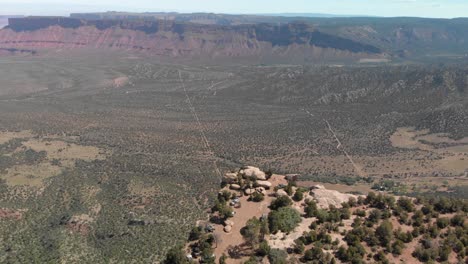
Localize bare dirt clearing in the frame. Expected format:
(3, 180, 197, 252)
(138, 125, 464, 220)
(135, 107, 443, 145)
(0, 130, 34, 145)
(22, 138, 105, 164)
(391, 127, 468, 153)
(390, 127, 468, 175)
(3, 162, 62, 187)
(0, 130, 107, 187)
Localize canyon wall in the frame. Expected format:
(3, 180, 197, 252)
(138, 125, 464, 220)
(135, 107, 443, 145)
(0, 17, 384, 62)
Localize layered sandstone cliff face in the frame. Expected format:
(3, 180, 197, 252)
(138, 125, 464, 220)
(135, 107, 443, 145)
(0, 17, 385, 62)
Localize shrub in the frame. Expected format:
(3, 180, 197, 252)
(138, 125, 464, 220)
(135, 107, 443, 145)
(293, 239, 305, 254)
(257, 241, 271, 256)
(219, 254, 227, 264)
(392, 240, 404, 255)
(304, 247, 324, 261)
(251, 192, 265, 202)
(219, 190, 232, 201)
(241, 217, 263, 246)
(270, 196, 293, 211)
(376, 221, 393, 247)
(412, 210, 424, 227)
(347, 197, 357, 207)
(243, 256, 257, 264)
(397, 197, 415, 212)
(284, 183, 294, 196)
(212, 200, 233, 219)
(367, 209, 382, 226)
(268, 249, 288, 264)
(450, 214, 465, 227)
(340, 207, 351, 220)
(439, 245, 451, 262)
(374, 250, 389, 264)
(201, 247, 215, 264)
(268, 207, 301, 233)
(304, 199, 318, 218)
(354, 209, 366, 217)
(188, 226, 202, 241)
(163, 245, 188, 264)
(293, 189, 304, 202)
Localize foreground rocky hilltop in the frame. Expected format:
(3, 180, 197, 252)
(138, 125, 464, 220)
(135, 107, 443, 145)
(168, 166, 468, 264)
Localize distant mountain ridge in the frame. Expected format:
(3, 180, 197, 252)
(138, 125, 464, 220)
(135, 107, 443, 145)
(258, 13, 377, 18)
(0, 13, 468, 63)
(0, 16, 385, 63)
(0, 15, 23, 28)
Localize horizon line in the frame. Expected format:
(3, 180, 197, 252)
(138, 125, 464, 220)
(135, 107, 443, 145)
(2, 11, 467, 20)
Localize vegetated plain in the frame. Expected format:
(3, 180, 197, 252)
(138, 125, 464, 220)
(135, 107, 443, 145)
(0, 49, 467, 262)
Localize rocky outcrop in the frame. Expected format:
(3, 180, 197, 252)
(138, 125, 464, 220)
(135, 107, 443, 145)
(242, 166, 267, 180)
(255, 180, 272, 189)
(310, 185, 358, 209)
(223, 172, 238, 183)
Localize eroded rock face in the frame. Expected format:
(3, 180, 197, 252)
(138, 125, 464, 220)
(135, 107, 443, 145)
(0, 17, 384, 62)
(310, 185, 358, 209)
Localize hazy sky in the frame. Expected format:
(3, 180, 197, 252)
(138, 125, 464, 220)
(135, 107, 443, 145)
(1, 0, 467, 18)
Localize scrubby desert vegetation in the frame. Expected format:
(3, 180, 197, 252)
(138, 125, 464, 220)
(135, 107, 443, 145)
(0, 49, 466, 262)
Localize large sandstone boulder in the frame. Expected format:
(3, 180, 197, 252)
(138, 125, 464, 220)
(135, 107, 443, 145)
(256, 180, 272, 189)
(224, 220, 234, 226)
(224, 173, 238, 181)
(244, 188, 255, 195)
(230, 184, 241, 190)
(276, 189, 288, 197)
(224, 225, 232, 233)
(242, 166, 267, 180)
(311, 184, 325, 190)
